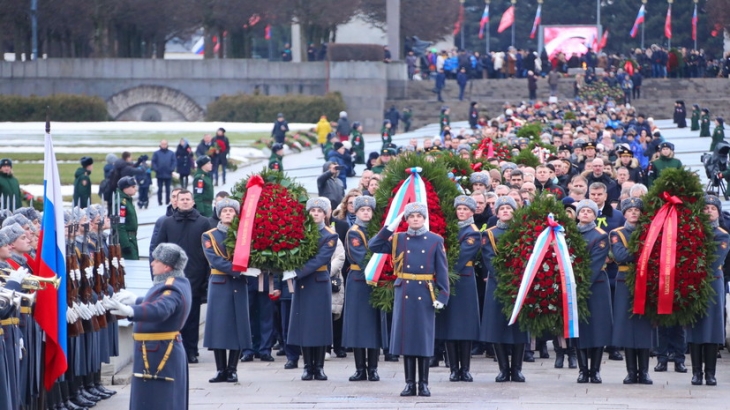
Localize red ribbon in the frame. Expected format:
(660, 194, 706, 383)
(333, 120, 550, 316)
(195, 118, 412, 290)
(232, 175, 264, 272)
(634, 192, 682, 315)
(473, 138, 495, 159)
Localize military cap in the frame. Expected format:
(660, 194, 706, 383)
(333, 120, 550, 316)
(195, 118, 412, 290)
(0, 159, 11, 168)
(583, 141, 597, 150)
(196, 155, 211, 167)
(80, 156, 94, 167)
(457, 144, 471, 153)
(2, 214, 33, 232)
(705, 195, 722, 213)
(576, 199, 599, 216)
(403, 202, 428, 219)
(558, 144, 573, 153)
(63, 210, 72, 225)
(454, 195, 477, 212)
(152, 243, 189, 272)
(0, 230, 10, 247)
(0, 210, 11, 227)
(495, 196, 518, 212)
(87, 204, 105, 221)
(353, 196, 375, 213)
(658, 142, 675, 151)
(500, 162, 518, 172)
(469, 172, 491, 186)
(306, 197, 331, 215)
(14, 207, 39, 223)
(621, 197, 644, 213)
(215, 198, 240, 217)
(117, 176, 137, 191)
(1, 223, 25, 244)
(617, 146, 633, 157)
(381, 148, 396, 156)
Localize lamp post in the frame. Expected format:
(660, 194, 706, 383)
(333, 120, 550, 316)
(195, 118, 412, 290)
(511, 0, 517, 47)
(641, 0, 647, 49)
(460, 0, 465, 50)
(486, 0, 491, 54)
(30, 0, 38, 60)
(693, 0, 698, 50)
(596, 0, 602, 45)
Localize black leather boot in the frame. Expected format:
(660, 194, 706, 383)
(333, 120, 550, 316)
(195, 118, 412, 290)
(209, 349, 228, 383)
(623, 348, 638, 384)
(227, 350, 241, 382)
(301, 347, 314, 381)
(577, 349, 589, 383)
(511, 343, 526, 382)
(93, 372, 116, 396)
(637, 348, 653, 385)
(445, 341, 460, 381)
(366, 348, 380, 381)
(568, 346, 578, 369)
(314, 346, 328, 381)
(417, 356, 431, 396)
(538, 339, 550, 359)
(400, 356, 417, 396)
(690, 343, 703, 385)
(459, 340, 473, 382)
(554, 343, 565, 368)
(494, 343, 511, 382)
(349, 348, 367, 381)
(590, 347, 604, 383)
(704, 344, 718, 386)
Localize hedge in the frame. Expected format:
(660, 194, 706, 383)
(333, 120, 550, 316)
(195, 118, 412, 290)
(0, 94, 108, 121)
(206, 92, 346, 123)
(328, 43, 383, 62)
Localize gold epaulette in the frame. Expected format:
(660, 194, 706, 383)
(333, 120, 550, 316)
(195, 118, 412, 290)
(324, 225, 336, 235)
(470, 224, 479, 232)
(719, 227, 729, 234)
(165, 277, 175, 286)
(595, 227, 607, 235)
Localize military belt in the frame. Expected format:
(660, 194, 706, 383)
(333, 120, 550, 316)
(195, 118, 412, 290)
(349, 264, 361, 270)
(210, 269, 226, 276)
(465, 261, 474, 267)
(397, 273, 434, 281)
(0, 318, 20, 326)
(618, 266, 629, 272)
(20, 306, 32, 314)
(134, 331, 179, 382)
(133, 331, 180, 341)
(317, 266, 328, 272)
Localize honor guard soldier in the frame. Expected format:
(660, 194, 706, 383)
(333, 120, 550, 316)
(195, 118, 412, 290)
(282, 198, 338, 381)
(699, 108, 711, 137)
(202, 198, 253, 384)
(469, 172, 490, 193)
(610, 198, 655, 385)
(687, 195, 730, 386)
(193, 156, 214, 217)
(480, 196, 529, 382)
(73, 156, 94, 208)
(369, 202, 450, 397)
(103, 243, 193, 410)
(575, 199, 612, 384)
(115, 176, 139, 260)
(0, 231, 26, 410)
(342, 195, 385, 382)
(437, 196, 481, 382)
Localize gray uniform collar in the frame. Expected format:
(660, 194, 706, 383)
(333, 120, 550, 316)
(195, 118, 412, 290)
(217, 222, 230, 233)
(407, 227, 428, 236)
(152, 269, 185, 285)
(496, 220, 510, 230)
(458, 217, 475, 229)
(578, 222, 597, 233)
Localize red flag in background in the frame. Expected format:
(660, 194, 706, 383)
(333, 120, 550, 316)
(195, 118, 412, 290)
(498, 6, 515, 34)
(598, 29, 609, 52)
(453, 4, 464, 36)
(665, 5, 672, 39)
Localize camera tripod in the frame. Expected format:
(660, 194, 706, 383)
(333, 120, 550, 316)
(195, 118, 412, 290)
(706, 177, 729, 200)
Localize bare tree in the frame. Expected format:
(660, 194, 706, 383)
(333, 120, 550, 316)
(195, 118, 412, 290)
(360, 0, 460, 42)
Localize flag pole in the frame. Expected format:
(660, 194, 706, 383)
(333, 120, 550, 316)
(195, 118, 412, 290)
(693, 0, 698, 50)
(641, 0, 647, 49)
(460, 0, 465, 50)
(511, 0, 517, 47)
(486, 0, 491, 54)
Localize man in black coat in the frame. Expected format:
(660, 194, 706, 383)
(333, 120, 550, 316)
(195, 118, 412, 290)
(585, 158, 620, 204)
(149, 187, 181, 278)
(155, 189, 213, 363)
(272, 113, 289, 144)
(385, 106, 400, 134)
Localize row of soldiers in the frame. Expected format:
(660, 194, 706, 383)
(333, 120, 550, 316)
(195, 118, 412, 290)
(0, 202, 123, 410)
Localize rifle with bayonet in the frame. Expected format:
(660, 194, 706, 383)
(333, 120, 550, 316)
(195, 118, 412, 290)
(109, 191, 126, 292)
(92, 208, 108, 329)
(65, 214, 84, 337)
(78, 218, 101, 332)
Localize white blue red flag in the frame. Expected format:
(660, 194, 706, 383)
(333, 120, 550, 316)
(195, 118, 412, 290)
(692, 4, 698, 41)
(630, 5, 646, 38)
(478, 5, 489, 39)
(529, 5, 542, 39)
(36, 124, 68, 389)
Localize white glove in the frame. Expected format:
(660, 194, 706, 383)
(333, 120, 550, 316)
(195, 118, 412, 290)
(84, 266, 94, 280)
(73, 269, 81, 282)
(74, 303, 91, 320)
(111, 258, 119, 269)
(282, 270, 297, 281)
(18, 337, 24, 360)
(119, 258, 126, 268)
(82, 303, 95, 320)
(66, 307, 78, 324)
(387, 212, 406, 231)
(114, 289, 138, 305)
(242, 268, 262, 277)
(96, 264, 105, 276)
(94, 300, 106, 315)
(433, 301, 444, 310)
(72, 302, 85, 320)
(106, 298, 134, 318)
(7, 267, 30, 284)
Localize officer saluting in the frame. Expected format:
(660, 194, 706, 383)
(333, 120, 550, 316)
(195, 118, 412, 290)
(103, 243, 193, 410)
(369, 202, 450, 397)
(116, 176, 139, 260)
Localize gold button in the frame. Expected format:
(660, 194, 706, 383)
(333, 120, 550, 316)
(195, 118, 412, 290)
(418, 297, 422, 300)
(422, 250, 425, 253)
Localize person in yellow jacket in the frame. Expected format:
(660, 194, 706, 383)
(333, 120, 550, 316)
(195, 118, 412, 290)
(315, 116, 332, 152)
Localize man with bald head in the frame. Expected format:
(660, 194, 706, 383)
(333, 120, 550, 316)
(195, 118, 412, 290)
(152, 139, 177, 206)
(585, 158, 619, 203)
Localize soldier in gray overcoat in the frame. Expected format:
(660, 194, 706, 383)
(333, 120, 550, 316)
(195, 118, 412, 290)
(687, 195, 730, 386)
(369, 202, 450, 397)
(283, 197, 337, 381)
(202, 198, 253, 383)
(437, 195, 481, 383)
(610, 197, 655, 385)
(575, 199, 612, 384)
(103, 243, 193, 410)
(479, 196, 529, 383)
(342, 195, 387, 382)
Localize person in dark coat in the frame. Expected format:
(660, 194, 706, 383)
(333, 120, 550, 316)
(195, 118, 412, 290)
(437, 196, 481, 382)
(73, 157, 94, 208)
(610, 198, 655, 385)
(175, 139, 194, 190)
(385, 106, 400, 134)
(105, 152, 135, 211)
(457, 67, 468, 101)
(272, 113, 289, 144)
(480, 196, 529, 382)
(369, 202, 450, 397)
(202, 198, 252, 383)
(468, 102, 479, 130)
(149, 188, 180, 276)
(342, 196, 386, 382)
(585, 158, 620, 204)
(700, 108, 711, 138)
(690, 104, 701, 131)
(527, 70, 538, 100)
(575, 199, 611, 384)
(152, 140, 176, 206)
(283, 198, 338, 381)
(435, 68, 446, 102)
(673, 101, 687, 128)
(213, 128, 230, 185)
(154, 190, 213, 363)
(336, 111, 352, 142)
(710, 117, 725, 152)
(103, 243, 192, 410)
(687, 195, 730, 386)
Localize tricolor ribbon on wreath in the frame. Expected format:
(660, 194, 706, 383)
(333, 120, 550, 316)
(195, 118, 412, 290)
(508, 214, 580, 339)
(633, 192, 682, 315)
(364, 167, 429, 285)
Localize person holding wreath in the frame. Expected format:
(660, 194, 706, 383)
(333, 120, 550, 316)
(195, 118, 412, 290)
(436, 195, 481, 382)
(342, 195, 385, 382)
(479, 196, 529, 383)
(369, 202, 450, 397)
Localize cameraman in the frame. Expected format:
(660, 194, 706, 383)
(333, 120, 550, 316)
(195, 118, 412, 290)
(318, 162, 345, 210)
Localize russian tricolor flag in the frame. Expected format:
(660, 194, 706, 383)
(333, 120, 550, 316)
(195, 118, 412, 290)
(478, 5, 489, 39)
(529, 5, 542, 40)
(630, 5, 645, 38)
(36, 122, 68, 390)
(692, 4, 698, 41)
(192, 37, 204, 55)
